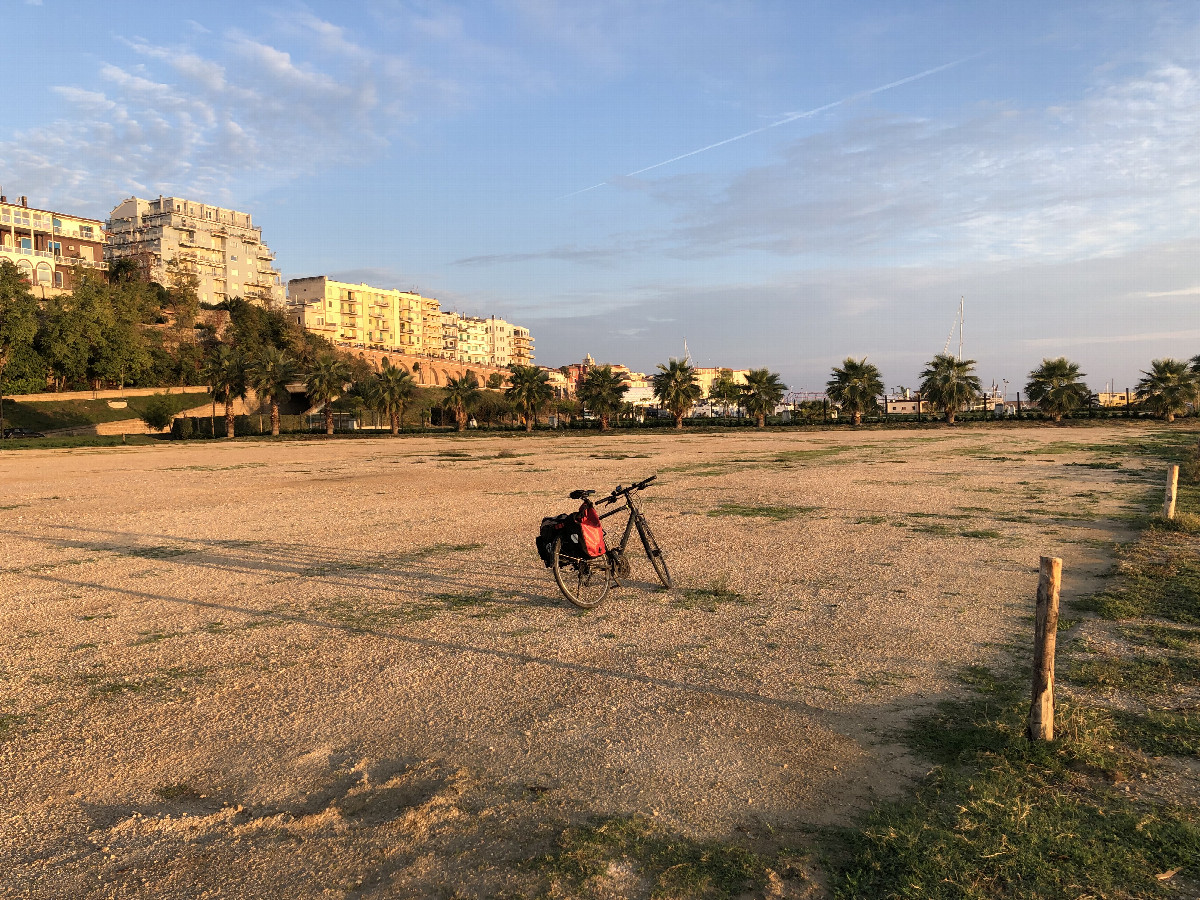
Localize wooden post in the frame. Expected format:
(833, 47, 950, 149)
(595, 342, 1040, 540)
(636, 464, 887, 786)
(1163, 464, 1179, 520)
(1027, 556, 1062, 742)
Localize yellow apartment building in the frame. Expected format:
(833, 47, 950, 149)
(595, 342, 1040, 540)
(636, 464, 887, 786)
(105, 195, 284, 307)
(0, 192, 106, 297)
(288, 276, 449, 356)
(289, 275, 535, 367)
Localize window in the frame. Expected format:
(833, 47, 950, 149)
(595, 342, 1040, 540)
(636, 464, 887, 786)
(16, 259, 32, 281)
(36, 262, 52, 284)
(48, 241, 61, 256)
(79, 225, 93, 239)
(52, 217, 62, 232)
(19, 237, 31, 250)
(54, 271, 63, 288)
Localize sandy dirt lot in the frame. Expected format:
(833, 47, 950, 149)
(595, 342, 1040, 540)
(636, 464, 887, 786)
(0, 425, 1162, 897)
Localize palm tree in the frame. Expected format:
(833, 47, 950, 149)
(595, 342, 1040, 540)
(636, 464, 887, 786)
(1025, 357, 1090, 423)
(506, 364, 553, 432)
(201, 345, 246, 439)
(741, 368, 787, 428)
(443, 371, 481, 431)
(920, 354, 981, 424)
(377, 359, 417, 434)
(652, 358, 702, 429)
(306, 353, 351, 435)
(576, 365, 629, 431)
(1136, 359, 1200, 422)
(825, 358, 884, 425)
(245, 345, 297, 436)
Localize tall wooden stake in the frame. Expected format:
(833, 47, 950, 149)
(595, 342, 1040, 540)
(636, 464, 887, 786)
(1163, 464, 1179, 520)
(1027, 556, 1062, 742)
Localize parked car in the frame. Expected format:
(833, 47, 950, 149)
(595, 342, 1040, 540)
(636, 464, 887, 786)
(2, 428, 46, 439)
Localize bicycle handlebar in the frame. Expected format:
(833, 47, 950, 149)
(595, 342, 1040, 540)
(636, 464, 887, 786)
(594, 474, 657, 506)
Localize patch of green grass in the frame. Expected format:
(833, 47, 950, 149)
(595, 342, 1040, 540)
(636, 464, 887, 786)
(960, 528, 1004, 539)
(1067, 652, 1200, 694)
(537, 814, 779, 899)
(132, 630, 183, 646)
(673, 585, 750, 612)
(0, 712, 28, 740)
(1065, 460, 1123, 469)
(298, 542, 484, 578)
(318, 588, 506, 629)
(1078, 531, 1200, 624)
(854, 515, 889, 525)
(1, 392, 213, 432)
(1111, 707, 1200, 757)
(707, 503, 817, 520)
(153, 782, 201, 801)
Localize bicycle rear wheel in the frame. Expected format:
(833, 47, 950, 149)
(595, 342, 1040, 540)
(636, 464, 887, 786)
(636, 515, 671, 588)
(552, 536, 612, 608)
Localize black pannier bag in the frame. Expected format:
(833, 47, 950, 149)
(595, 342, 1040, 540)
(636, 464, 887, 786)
(536, 514, 589, 566)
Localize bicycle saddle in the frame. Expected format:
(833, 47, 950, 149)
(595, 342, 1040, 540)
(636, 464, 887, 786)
(569, 489, 595, 500)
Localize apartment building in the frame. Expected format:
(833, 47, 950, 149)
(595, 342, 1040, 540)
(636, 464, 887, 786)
(105, 196, 284, 307)
(0, 192, 105, 296)
(512, 325, 534, 366)
(287, 276, 446, 355)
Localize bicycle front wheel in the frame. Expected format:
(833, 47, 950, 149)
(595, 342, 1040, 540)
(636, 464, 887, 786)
(636, 515, 671, 588)
(552, 536, 612, 609)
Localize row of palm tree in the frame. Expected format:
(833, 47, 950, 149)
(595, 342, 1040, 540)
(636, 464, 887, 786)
(825, 354, 1200, 424)
(200, 345, 363, 437)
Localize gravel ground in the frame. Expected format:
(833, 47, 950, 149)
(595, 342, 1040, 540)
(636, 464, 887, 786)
(0, 425, 1159, 897)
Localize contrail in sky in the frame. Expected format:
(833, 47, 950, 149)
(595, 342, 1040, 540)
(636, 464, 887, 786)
(559, 56, 976, 200)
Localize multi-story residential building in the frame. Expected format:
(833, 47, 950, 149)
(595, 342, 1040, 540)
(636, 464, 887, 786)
(288, 276, 447, 356)
(452, 314, 492, 366)
(512, 326, 534, 366)
(0, 193, 106, 296)
(289, 276, 535, 368)
(105, 195, 284, 307)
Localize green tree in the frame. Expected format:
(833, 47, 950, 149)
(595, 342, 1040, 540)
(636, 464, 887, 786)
(443, 371, 481, 432)
(1136, 359, 1200, 423)
(708, 369, 742, 418)
(1024, 357, 1091, 423)
(920, 354, 981, 425)
(306, 353, 352, 435)
(165, 257, 201, 345)
(652, 358, 702, 429)
(826, 358, 884, 426)
(138, 393, 176, 432)
(202, 345, 247, 438)
(377, 359, 418, 434)
(506, 364, 553, 432)
(0, 260, 41, 434)
(486, 371, 505, 390)
(475, 390, 511, 428)
(245, 345, 297, 437)
(740, 368, 787, 427)
(576, 365, 629, 431)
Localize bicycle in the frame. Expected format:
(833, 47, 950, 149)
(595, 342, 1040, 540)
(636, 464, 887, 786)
(546, 475, 671, 609)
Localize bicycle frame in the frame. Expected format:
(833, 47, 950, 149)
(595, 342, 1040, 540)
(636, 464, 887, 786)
(595, 490, 643, 557)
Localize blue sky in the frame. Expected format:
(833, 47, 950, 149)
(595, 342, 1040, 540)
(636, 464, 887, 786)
(3, 1, 1198, 394)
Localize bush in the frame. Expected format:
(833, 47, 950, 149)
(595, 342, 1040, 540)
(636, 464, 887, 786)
(138, 394, 176, 431)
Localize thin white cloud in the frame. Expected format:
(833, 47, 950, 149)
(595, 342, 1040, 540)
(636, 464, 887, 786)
(0, 16, 448, 215)
(1132, 286, 1200, 297)
(630, 57, 1200, 265)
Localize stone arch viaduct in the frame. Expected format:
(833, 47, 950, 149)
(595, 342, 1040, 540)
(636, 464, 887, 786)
(338, 345, 510, 387)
